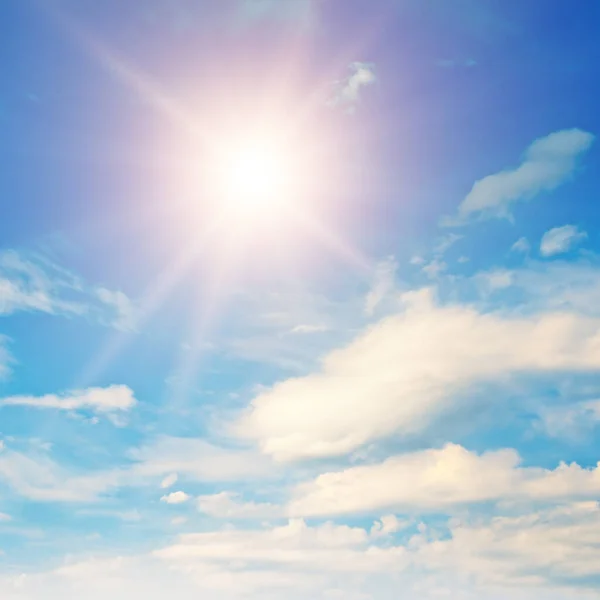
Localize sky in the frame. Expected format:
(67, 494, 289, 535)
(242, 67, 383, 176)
(1, 0, 600, 598)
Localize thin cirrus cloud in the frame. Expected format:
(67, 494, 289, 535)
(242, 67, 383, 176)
(540, 224, 587, 257)
(0, 385, 136, 415)
(444, 128, 594, 225)
(233, 288, 600, 461)
(287, 443, 600, 516)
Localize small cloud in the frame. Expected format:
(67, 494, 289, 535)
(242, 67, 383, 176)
(511, 237, 530, 253)
(0, 513, 12, 522)
(370, 515, 406, 538)
(365, 256, 398, 315)
(328, 62, 376, 113)
(160, 473, 178, 489)
(0, 385, 137, 418)
(540, 224, 587, 257)
(96, 287, 137, 331)
(422, 259, 447, 279)
(171, 516, 187, 526)
(434, 233, 463, 255)
(161, 491, 191, 505)
(410, 255, 425, 266)
(444, 128, 595, 225)
(290, 324, 329, 334)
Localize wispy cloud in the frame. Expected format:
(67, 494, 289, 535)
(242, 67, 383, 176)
(0, 250, 136, 330)
(540, 224, 587, 257)
(0, 385, 136, 417)
(444, 129, 594, 225)
(329, 62, 377, 113)
(197, 492, 280, 519)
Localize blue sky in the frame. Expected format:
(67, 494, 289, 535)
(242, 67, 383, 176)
(1, 1, 600, 598)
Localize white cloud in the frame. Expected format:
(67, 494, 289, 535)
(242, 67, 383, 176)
(161, 491, 191, 505)
(0, 335, 13, 380)
(290, 324, 329, 334)
(0, 446, 121, 502)
(0, 512, 12, 522)
(160, 473, 178, 489)
(445, 128, 594, 224)
(0, 385, 136, 415)
(288, 443, 600, 516)
(154, 519, 405, 575)
(129, 437, 274, 482)
(415, 502, 600, 590)
(370, 515, 406, 538)
(365, 256, 398, 315)
(329, 62, 377, 112)
(433, 233, 463, 255)
(233, 288, 600, 461)
(540, 224, 587, 257)
(95, 287, 137, 331)
(421, 258, 447, 279)
(197, 492, 279, 519)
(0, 250, 137, 330)
(536, 399, 600, 440)
(511, 236, 530, 253)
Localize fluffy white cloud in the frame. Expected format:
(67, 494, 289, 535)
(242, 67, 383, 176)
(234, 288, 600, 461)
(197, 492, 279, 519)
(329, 62, 377, 112)
(161, 491, 190, 505)
(289, 443, 600, 516)
(370, 514, 406, 538)
(154, 519, 404, 575)
(0, 385, 136, 415)
(540, 224, 587, 257)
(446, 129, 594, 224)
(415, 502, 600, 590)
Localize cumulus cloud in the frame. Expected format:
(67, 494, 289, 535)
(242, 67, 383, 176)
(445, 128, 594, 225)
(329, 62, 377, 112)
(161, 491, 190, 505)
(415, 502, 600, 590)
(197, 492, 280, 519)
(540, 224, 587, 257)
(154, 519, 404, 575)
(234, 289, 600, 461)
(288, 443, 600, 516)
(0, 385, 136, 416)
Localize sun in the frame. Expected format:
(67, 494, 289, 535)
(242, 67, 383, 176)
(211, 134, 295, 223)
